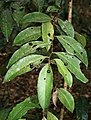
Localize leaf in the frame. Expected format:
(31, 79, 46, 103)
(76, 96, 89, 120)
(54, 59, 73, 87)
(42, 117, 47, 120)
(56, 36, 88, 67)
(58, 88, 75, 113)
(7, 97, 39, 120)
(58, 18, 74, 37)
(54, 52, 88, 83)
(32, 0, 44, 12)
(52, 90, 58, 107)
(4, 55, 46, 82)
(75, 32, 86, 47)
(22, 12, 51, 25)
(38, 64, 53, 111)
(0, 9, 13, 42)
(47, 6, 59, 12)
(0, 108, 11, 120)
(14, 26, 41, 46)
(42, 21, 54, 51)
(47, 111, 58, 120)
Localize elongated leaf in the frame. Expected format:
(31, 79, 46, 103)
(22, 12, 51, 24)
(38, 64, 53, 111)
(58, 88, 74, 112)
(47, 6, 59, 12)
(76, 96, 89, 120)
(58, 18, 74, 37)
(14, 26, 41, 45)
(54, 59, 73, 87)
(47, 111, 58, 120)
(54, 52, 88, 83)
(42, 21, 54, 51)
(0, 9, 13, 42)
(0, 108, 11, 120)
(4, 55, 46, 82)
(75, 32, 86, 47)
(7, 97, 39, 120)
(32, 0, 44, 12)
(56, 36, 88, 67)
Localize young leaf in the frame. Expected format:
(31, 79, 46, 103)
(56, 36, 88, 67)
(47, 111, 58, 120)
(7, 97, 39, 120)
(22, 12, 51, 24)
(14, 26, 41, 46)
(75, 32, 86, 48)
(4, 55, 46, 82)
(0, 9, 13, 42)
(76, 96, 89, 120)
(54, 59, 73, 87)
(54, 52, 88, 83)
(42, 21, 54, 51)
(38, 64, 53, 111)
(58, 88, 75, 113)
(58, 18, 74, 37)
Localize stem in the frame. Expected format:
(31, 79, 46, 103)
(60, 0, 73, 120)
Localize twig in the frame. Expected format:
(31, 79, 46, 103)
(59, 0, 73, 120)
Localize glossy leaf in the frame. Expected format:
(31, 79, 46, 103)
(0, 108, 11, 120)
(58, 18, 74, 37)
(22, 12, 51, 24)
(56, 36, 88, 67)
(58, 88, 74, 113)
(54, 59, 73, 87)
(4, 55, 46, 82)
(42, 21, 54, 51)
(76, 96, 89, 120)
(47, 111, 58, 120)
(14, 26, 41, 45)
(54, 52, 88, 83)
(38, 64, 53, 111)
(75, 32, 86, 47)
(7, 97, 39, 120)
(0, 9, 13, 42)
(32, 0, 44, 12)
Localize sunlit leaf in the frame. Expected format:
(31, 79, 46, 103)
(54, 52, 88, 83)
(22, 12, 51, 24)
(7, 97, 39, 120)
(75, 32, 86, 47)
(0, 9, 13, 42)
(58, 88, 75, 112)
(76, 96, 89, 120)
(42, 21, 54, 51)
(47, 111, 58, 120)
(14, 26, 41, 46)
(58, 18, 74, 37)
(38, 64, 53, 111)
(56, 36, 88, 67)
(4, 55, 46, 82)
(47, 6, 59, 12)
(54, 59, 73, 87)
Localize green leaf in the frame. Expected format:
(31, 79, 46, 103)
(42, 21, 54, 51)
(76, 96, 89, 120)
(54, 59, 73, 87)
(0, 9, 13, 42)
(4, 55, 46, 82)
(47, 111, 58, 120)
(32, 0, 44, 12)
(54, 52, 88, 83)
(58, 88, 75, 113)
(7, 97, 39, 120)
(56, 36, 88, 67)
(58, 18, 74, 37)
(14, 26, 41, 46)
(75, 32, 86, 47)
(0, 108, 11, 120)
(38, 64, 53, 111)
(47, 6, 59, 12)
(22, 12, 51, 24)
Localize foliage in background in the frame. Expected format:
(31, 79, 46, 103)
(0, 0, 89, 120)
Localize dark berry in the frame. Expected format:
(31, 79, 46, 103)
(30, 63, 33, 68)
(47, 69, 50, 73)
